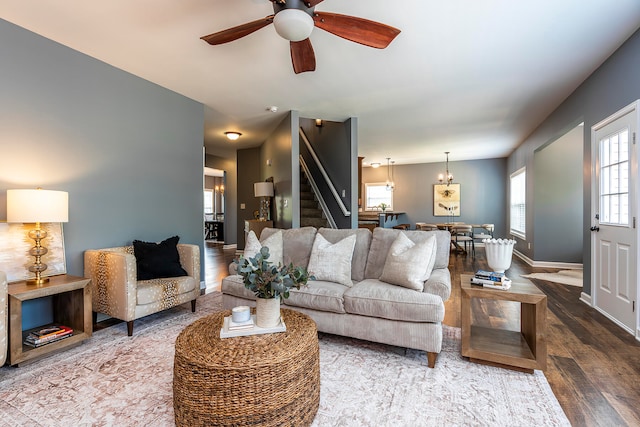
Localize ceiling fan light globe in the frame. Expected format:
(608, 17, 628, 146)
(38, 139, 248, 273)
(273, 9, 314, 42)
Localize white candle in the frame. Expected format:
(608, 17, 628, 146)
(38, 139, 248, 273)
(231, 305, 251, 323)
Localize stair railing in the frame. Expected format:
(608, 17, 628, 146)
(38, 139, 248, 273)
(299, 155, 337, 229)
(299, 128, 351, 219)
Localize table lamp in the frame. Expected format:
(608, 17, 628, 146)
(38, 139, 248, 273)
(254, 182, 274, 221)
(6, 188, 69, 285)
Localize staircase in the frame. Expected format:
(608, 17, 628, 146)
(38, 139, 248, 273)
(300, 168, 330, 228)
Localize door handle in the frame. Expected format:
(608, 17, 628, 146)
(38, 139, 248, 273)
(590, 226, 600, 232)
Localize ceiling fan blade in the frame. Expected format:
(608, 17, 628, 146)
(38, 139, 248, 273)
(313, 12, 400, 49)
(201, 16, 274, 45)
(290, 39, 316, 74)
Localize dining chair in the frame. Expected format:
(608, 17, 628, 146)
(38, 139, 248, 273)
(473, 223, 495, 242)
(451, 224, 475, 255)
(418, 223, 439, 231)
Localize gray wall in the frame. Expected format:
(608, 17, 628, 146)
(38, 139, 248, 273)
(0, 20, 204, 325)
(533, 125, 583, 263)
(236, 147, 262, 249)
(362, 158, 507, 236)
(507, 28, 640, 295)
(260, 112, 297, 228)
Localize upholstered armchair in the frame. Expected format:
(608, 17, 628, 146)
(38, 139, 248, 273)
(84, 243, 200, 336)
(1, 271, 7, 366)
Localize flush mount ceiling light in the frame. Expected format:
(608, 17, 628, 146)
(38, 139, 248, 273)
(370, 162, 381, 168)
(225, 131, 242, 141)
(273, 8, 314, 41)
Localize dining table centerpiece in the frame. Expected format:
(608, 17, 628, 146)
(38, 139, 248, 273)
(235, 246, 314, 328)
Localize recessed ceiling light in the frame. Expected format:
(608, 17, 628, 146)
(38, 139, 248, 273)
(225, 131, 242, 141)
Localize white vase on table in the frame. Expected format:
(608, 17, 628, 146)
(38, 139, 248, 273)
(255, 296, 281, 328)
(483, 238, 516, 273)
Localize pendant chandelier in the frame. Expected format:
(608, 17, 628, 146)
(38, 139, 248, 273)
(386, 157, 395, 191)
(437, 151, 454, 186)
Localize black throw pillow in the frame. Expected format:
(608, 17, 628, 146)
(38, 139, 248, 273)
(132, 235, 188, 280)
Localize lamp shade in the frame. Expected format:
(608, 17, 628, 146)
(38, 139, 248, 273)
(273, 9, 314, 41)
(254, 182, 274, 198)
(7, 189, 69, 223)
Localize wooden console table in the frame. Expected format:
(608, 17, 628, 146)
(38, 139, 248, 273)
(8, 274, 92, 366)
(460, 274, 547, 373)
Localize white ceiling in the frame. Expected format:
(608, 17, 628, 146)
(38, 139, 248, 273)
(2, 0, 639, 165)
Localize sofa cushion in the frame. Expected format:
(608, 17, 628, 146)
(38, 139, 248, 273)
(243, 229, 284, 266)
(307, 233, 357, 287)
(364, 228, 450, 280)
(261, 227, 317, 269)
(318, 227, 372, 282)
(344, 279, 444, 323)
(132, 236, 188, 280)
(221, 274, 257, 300)
(284, 280, 348, 313)
(136, 276, 197, 306)
(380, 233, 437, 291)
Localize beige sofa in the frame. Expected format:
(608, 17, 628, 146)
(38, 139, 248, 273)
(222, 227, 451, 368)
(1, 271, 6, 366)
(84, 244, 200, 336)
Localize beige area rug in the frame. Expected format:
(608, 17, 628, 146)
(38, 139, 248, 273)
(521, 270, 583, 287)
(0, 292, 570, 427)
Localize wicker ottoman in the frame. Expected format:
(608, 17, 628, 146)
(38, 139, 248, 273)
(173, 308, 320, 426)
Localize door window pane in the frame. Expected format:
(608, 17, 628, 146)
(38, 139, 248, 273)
(599, 129, 629, 226)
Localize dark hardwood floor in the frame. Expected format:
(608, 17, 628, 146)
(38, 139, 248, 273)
(206, 241, 640, 426)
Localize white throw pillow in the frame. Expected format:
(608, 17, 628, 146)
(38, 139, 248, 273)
(306, 233, 357, 287)
(243, 230, 284, 266)
(380, 233, 437, 291)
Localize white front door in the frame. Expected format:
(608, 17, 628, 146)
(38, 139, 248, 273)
(591, 101, 639, 335)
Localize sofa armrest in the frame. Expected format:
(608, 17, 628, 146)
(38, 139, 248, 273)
(423, 268, 451, 302)
(177, 244, 201, 283)
(84, 248, 138, 321)
(0, 271, 7, 366)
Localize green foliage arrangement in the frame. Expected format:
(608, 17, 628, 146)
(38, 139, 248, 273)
(235, 246, 314, 299)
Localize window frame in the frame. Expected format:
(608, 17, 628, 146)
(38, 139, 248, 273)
(364, 182, 394, 211)
(509, 167, 526, 239)
(204, 189, 214, 214)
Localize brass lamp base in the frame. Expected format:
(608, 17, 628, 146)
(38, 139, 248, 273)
(26, 222, 50, 286)
(26, 277, 50, 286)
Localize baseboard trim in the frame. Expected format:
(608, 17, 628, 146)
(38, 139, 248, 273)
(580, 291, 592, 306)
(513, 249, 583, 270)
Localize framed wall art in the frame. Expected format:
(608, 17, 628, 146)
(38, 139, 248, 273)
(434, 184, 461, 217)
(0, 222, 67, 283)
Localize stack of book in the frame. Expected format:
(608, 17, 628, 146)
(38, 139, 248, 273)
(227, 316, 255, 331)
(471, 270, 512, 290)
(24, 325, 73, 348)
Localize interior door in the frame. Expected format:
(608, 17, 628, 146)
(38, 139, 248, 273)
(591, 101, 638, 335)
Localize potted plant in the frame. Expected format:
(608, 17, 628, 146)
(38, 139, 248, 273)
(378, 203, 389, 212)
(235, 247, 313, 327)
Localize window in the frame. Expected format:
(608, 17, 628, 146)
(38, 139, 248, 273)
(204, 190, 213, 214)
(364, 183, 393, 211)
(510, 168, 526, 238)
(599, 129, 629, 226)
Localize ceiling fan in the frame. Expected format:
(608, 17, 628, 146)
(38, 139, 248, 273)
(200, 0, 401, 74)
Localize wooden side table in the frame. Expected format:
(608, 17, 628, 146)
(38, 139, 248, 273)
(245, 219, 273, 242)
(460, 274, 547, 373)
(8, 274, 92, 366)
